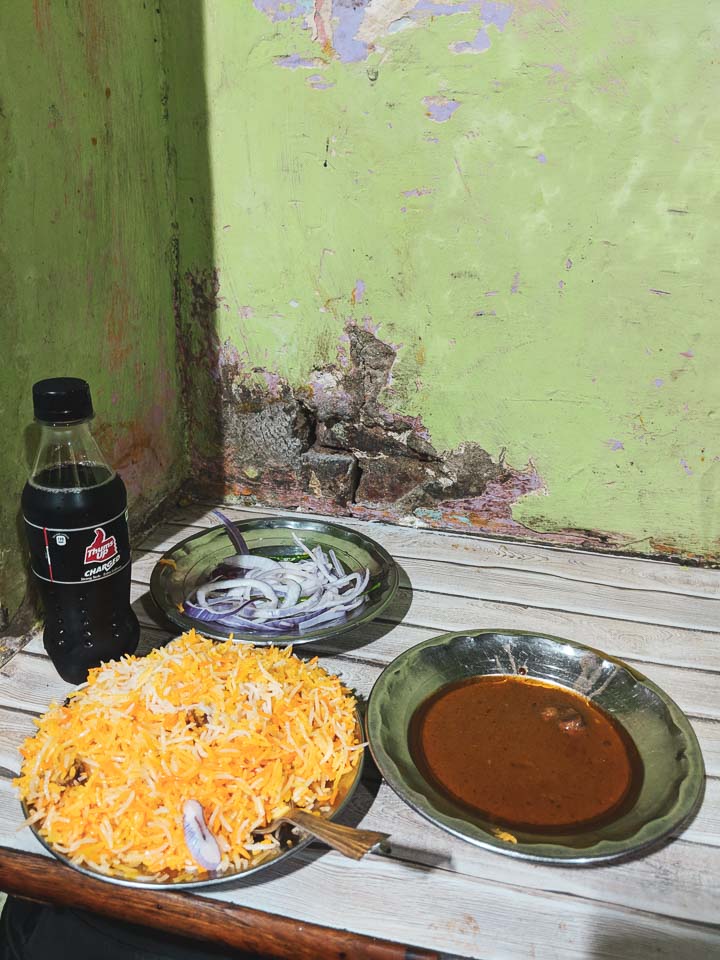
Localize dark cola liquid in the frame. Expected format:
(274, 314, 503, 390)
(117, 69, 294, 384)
(22, 464, 139, 684)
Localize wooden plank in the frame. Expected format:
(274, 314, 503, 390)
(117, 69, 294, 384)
(0, 847, 439, 960)
(151, 504, 720, 600)
(0, 707, 36, 775)
(130, 540, 720, 635)
(0, 792, 719, 960)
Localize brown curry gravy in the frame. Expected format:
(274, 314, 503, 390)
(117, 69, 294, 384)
(409, 675, 643, 832)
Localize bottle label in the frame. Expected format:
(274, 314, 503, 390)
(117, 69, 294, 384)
(23, 508, 131, 584)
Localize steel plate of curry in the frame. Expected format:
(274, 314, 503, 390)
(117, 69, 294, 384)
(367, 629, 705, 863)
(409, 675, 643, 833)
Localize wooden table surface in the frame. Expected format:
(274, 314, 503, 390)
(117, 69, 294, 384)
(2, 503, 720, 959)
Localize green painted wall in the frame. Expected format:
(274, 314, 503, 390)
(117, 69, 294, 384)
(198, 0, 719, 560)
(0, 2, 185, 625)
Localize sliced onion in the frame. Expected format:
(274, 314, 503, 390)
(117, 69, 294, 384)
(252, 589, 324, 621)
(329, 549, 344, 578)
(182, 800, 222, 871)
(222, 554, 280, 572)
(280, 580, 302, 609)
(212, 509, 249, 555)
(184, 530, 371, 635)
(183, 601, 244, 622)
(196, 578, 279, 608)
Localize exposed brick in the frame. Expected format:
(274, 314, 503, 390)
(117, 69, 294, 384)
(425, 443, 508, 500)
(300, 370, 360, 422)
(223, 399, 313, 469)
(317, 420, 439, 461)
(301, 448, 359, 505)
(355, 455, 433, 505)
(342, 327, 397, 421)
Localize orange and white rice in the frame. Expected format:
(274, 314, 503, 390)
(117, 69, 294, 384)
(14, 630, 362, 880)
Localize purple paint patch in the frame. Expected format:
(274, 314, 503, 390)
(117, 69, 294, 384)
(415, 0, 478, 14)
(307, 74, 335, 90)
(653, 378, 665, 388)
(558, 280, 565, 290)
(332, 0, 368, 63)
(253, 0, 310, 23)
(680, 459, 693, 476)
(400, 206, 407, 213)
(352, 279, 366, 304)
(362, 315, 382, 336)
(481, 0, 513, 29)
(262, 370, 283, 396)
(536, 153, 547, 163)
(484, 290, 499, 297)
(422, 96, 461, 123)
(680, 349, 695, 358)
(606, 439, 624, 451)
(451, 29, 491, 54)
(274, 54, 322, 69)
(511, 271, 520, 294)
(239, 305, 254, 319)
(402, 186, 432, 197)
(218, 338, 243, 376)
(565, 258, 573, 270)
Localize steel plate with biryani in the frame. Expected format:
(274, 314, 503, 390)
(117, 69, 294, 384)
(15, 631, 365, 889)
(150, 512, 399, 645)
(367, 629, 705, 864)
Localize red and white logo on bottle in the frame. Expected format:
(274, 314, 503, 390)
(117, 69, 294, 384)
(84, 527, 118, 565)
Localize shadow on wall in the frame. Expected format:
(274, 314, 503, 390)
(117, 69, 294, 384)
(160, 2, 218, 501)
(0, 3, 195, 633)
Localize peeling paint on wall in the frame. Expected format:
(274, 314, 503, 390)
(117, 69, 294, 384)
(254, 0, 516, 63)
(196, 0, 720, 563)
(184, 315, 641, 554)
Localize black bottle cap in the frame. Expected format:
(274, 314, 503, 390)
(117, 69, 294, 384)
(32, 378, 94, 424)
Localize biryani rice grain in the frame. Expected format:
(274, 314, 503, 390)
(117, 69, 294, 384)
(14, 630, 362, 879)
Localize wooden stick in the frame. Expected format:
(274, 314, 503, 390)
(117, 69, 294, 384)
(0, 846, 439, 960)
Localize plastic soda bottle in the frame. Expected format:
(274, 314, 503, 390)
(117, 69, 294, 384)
(21, 378, 140, 683)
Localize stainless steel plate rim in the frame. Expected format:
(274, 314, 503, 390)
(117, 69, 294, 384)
(22, 717, 366, 890)
(150, 516, 399, 646)
(366, 628, 705, 865)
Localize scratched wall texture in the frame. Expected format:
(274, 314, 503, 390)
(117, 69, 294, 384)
(187, 0, 719, 561)
(0, 3, 185, 625)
